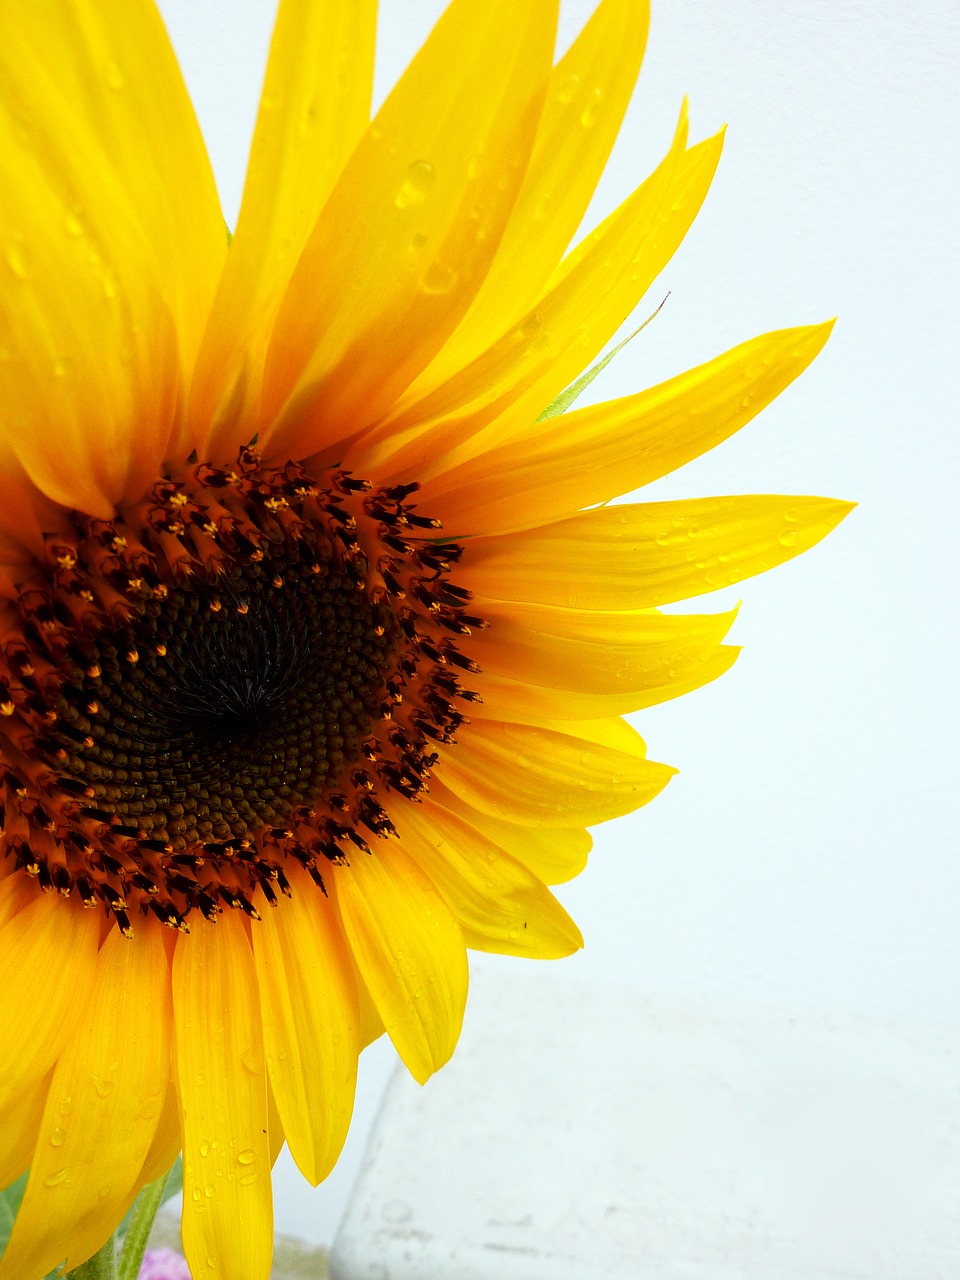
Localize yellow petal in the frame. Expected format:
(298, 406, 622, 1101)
(0, 1072, 50, 1192)
(429, 778, 592, 884)
(459, 495, 855, 609)
(438, 719, 675, 827)
(266, 1076, 285, 1170)
(0, 921, 171, 1280)
(252, 869, 361, 1186)
(471, 599, 737, 694)
(413, 0, 650, 391)
(400, 799, 583, 958)
(0, 0, 224, 376)
(193, 0, 377, 460)
(0, 894, 99, 1115)
(136, 1082, 181, 1189)
(417, 322, 835, 534)
(260, 0, 558, 464)
(333, 842, 468, 1085)
(0, 60, 180, 515)
(351, 108, 722, 483)
(172, 915, 273, 1280)
(472, 646, 741, 721)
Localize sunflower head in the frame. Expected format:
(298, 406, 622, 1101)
(0, 1, 850, 1278)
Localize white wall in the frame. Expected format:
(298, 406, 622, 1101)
(158, 0, 960, 1245)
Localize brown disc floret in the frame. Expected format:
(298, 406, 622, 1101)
(0, 448, 484, 934)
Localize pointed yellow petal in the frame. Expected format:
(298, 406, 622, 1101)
(193, 0, 377, 460)
(259, 0, 558, 464)
(472, 646, 741, 721)
(415, 0, 650, 390)
(173, 915, 273, 1280)
(0, 64, 181, 515)
(0, 921, 171, 1280)
(351, 109, 722, 483)
(252, 870, 361, 1186)
(418, 322, 835, 534)
(0, 894, 99, 1115)
(459, 495, 855, 609)
(438, 719, 675, 827)
(471, 599, 737, 694)
(429, 779, 592, 885)
(0, 0, 225, 377)
(400, 799, 583, 958)
(333, 843, 468, 1085)
(136, 1082, 181, 1189)
(0, 1072, 50, 1192)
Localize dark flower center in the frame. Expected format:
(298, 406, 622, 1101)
(0, 450, 483, 933)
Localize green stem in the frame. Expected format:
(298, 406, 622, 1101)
(64, 1235, 117, 1280)
(115, 1166, 173, 1280)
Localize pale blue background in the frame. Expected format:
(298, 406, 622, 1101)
(157, 0, 959, 1246)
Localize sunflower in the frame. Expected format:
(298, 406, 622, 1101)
(0, 0, 850, 1276)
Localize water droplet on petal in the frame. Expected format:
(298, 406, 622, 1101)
(200, 1140, 211, 1157)
(237, 1149, 255, 1165)
(44, 1169, 68, 1188)
(238, 1172, 257, 1186)
(395, 160, 436, 209)
(557, 74, 581, 105)
(779, 529, 799, 547)
(203, 1183, 215, 1198)
(92, 1076, 113, 1098)
(580, 89, 603, 128)
(50, 1127, 66, 1147)
(420, 261, 458, 295)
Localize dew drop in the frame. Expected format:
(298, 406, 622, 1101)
(238, 1172, 258, 1187)
(206, 1255, 218, 1269)
(420, 261, 458, 295)
(395, 160, 436, 209)
(580, 89, 603, 128)
(58, 1097, 73, 1117)
(557, 74, 581, 105)
(200, 1140, 211, 1157)
(236, 1149, 256, 1166)
(49, 1127, 66, 1147)
(779, 529, 799, 547)
(44, 1169, 68, 1188)
(191, 1188, 202, 1203)
(92, 1076, 113, 1098)
(204, 1183, 216, 1198)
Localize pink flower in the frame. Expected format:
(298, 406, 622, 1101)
(138, 1247, 192, 1280)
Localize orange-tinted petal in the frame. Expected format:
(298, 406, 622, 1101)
(0, 894, 99, 1115)
(259, 0, 558, 464)
(0, 920, 170, 1279)
(192, 0, 377, 460)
